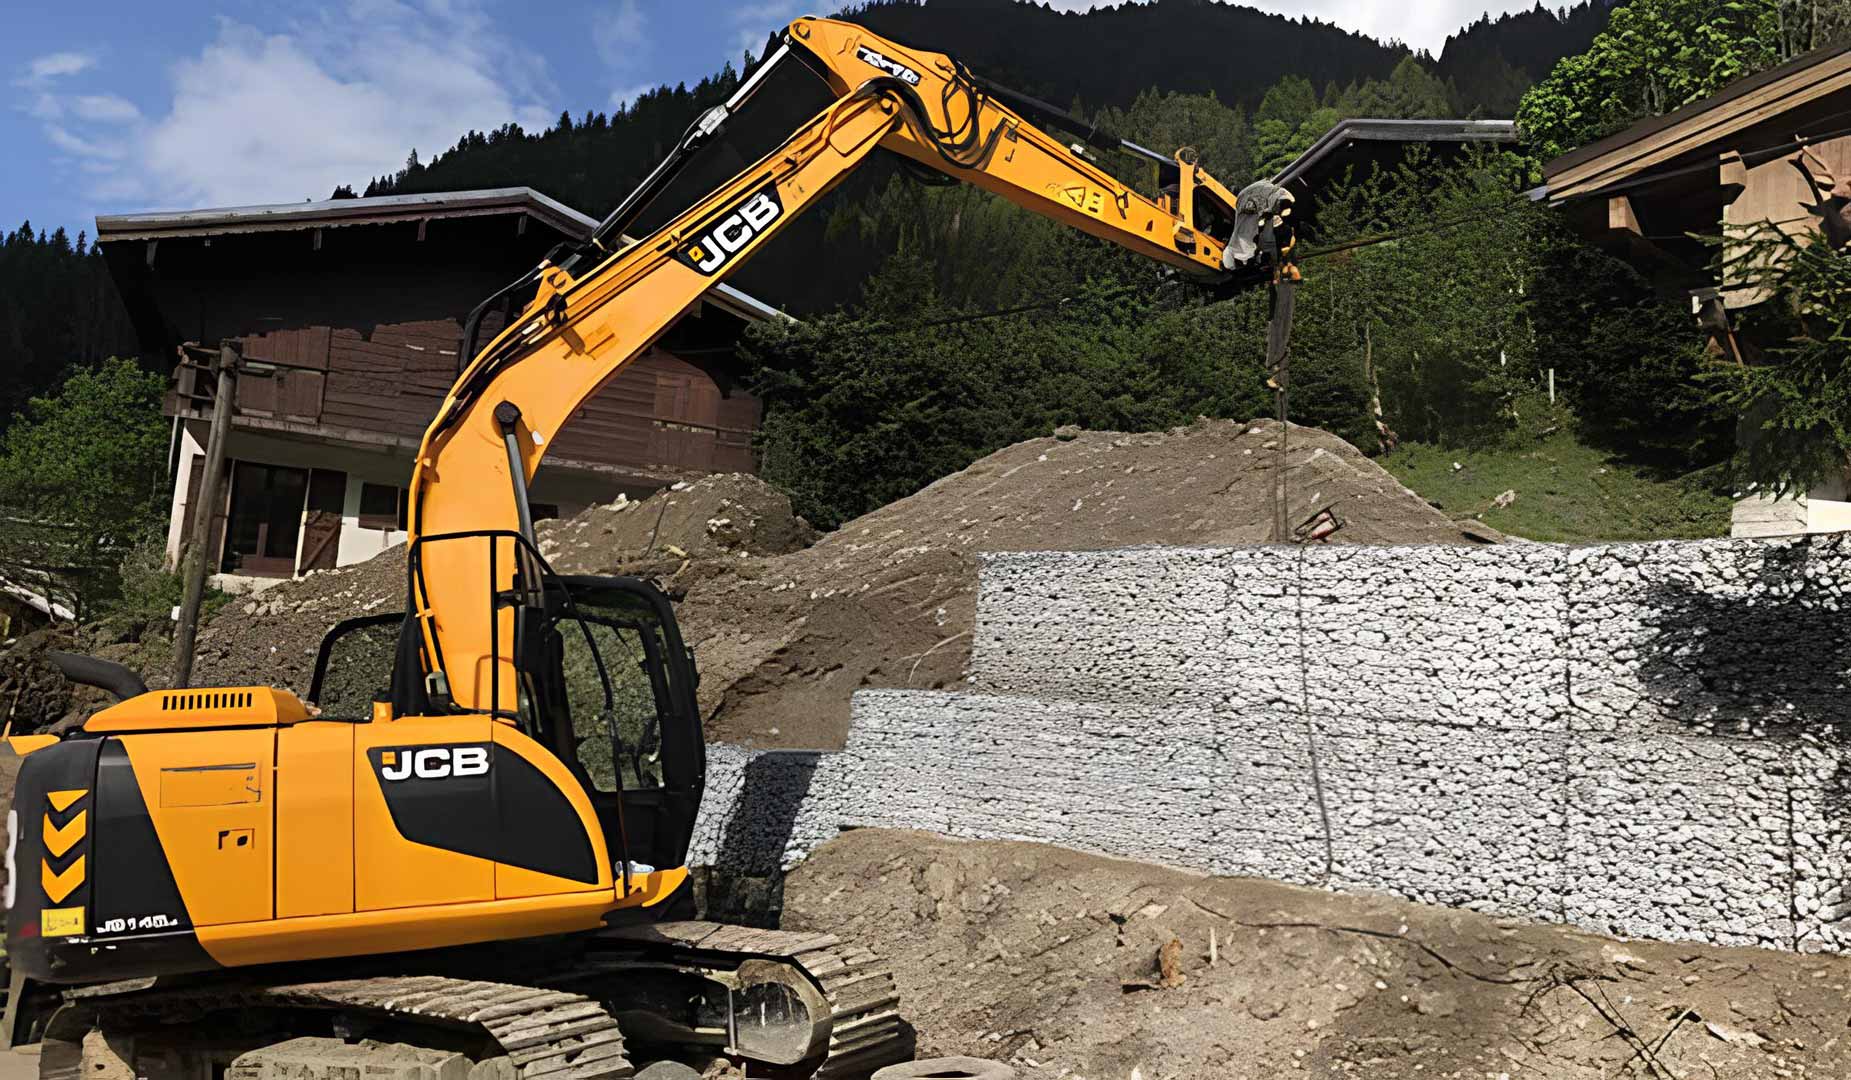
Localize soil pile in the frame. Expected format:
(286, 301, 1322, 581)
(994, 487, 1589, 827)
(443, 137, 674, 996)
(632, 418, 1491, 747)
(188, 545, 406, 700)
(185, 420, 1486, 747)
(182, 474, 817, 696)
(542, 473, 817, 567)
(1, 615, 181, 735)
(785, 829, 1851, 1080)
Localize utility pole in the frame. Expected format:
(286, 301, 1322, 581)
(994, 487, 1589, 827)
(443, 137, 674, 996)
(172, 341, 239, 688)
(1267, 279, 1298, 543)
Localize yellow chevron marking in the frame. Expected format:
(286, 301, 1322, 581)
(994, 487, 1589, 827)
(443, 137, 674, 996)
(47, 790, 86, 813)
(42, 855, 84, 903)
(42, 810, 85, 857)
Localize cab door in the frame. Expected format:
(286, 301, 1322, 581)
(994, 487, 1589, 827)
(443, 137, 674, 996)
(544, 577, 706, 875)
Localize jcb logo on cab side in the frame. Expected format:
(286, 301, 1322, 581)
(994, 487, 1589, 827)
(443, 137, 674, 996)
(674, 182, 783, 276)
(376, 745, 490, 782)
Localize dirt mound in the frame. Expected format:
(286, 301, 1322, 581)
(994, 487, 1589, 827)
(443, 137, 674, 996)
(191, 547, 406, 696)
(188, 421, 1483, 746)
(543, 473, 817, 568)
(651, 418, 1490, 747)
(0, 631, 73, 732)
(187, 475, 815, 694)
(784, 829, 1851, 1080)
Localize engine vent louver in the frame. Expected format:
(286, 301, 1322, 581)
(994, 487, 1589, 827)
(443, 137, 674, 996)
(160, 690, 254, 712)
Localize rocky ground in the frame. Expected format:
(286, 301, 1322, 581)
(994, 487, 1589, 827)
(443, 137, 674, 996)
(785, 829, 1851, 1080)
(51, 419, 1490, 750)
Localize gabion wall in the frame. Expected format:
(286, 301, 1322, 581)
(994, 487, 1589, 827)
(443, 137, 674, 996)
(691, 535, 1850, 952)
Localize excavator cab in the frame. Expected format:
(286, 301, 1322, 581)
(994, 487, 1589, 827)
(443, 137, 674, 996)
(308, 558, 706, 888)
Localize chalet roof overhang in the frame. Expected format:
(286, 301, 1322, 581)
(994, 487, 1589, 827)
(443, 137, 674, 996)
(95, 186, 788, 325)
(1273, 118, 1520, 191)
(95, 187, 594, 243)
(1542, 42, 1851, 204)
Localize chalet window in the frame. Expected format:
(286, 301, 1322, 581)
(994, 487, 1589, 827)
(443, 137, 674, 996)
(221, 462, 309, 577)
(359, 483, 403, 531)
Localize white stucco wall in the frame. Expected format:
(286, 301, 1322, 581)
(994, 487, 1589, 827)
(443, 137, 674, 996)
(162, 426, 651, 578)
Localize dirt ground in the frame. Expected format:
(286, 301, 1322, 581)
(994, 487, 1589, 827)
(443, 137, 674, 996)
(6, 420, 1489, 748)
(784, 830, 1851, 1080)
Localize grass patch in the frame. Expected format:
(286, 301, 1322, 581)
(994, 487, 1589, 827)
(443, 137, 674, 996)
(1381, 429, 1730, 543)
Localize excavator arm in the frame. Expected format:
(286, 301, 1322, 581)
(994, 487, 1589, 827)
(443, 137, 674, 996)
(406, 16, 1293, 714)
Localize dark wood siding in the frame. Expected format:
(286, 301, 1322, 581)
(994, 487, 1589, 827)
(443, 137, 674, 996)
(130, 211, 764, 490)
(235, 327, 331, 422)
(550, 351, 759, 476)
(280, 321, 762, 479)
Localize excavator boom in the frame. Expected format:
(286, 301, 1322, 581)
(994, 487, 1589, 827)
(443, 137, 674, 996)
(408, 17, 1275, 717)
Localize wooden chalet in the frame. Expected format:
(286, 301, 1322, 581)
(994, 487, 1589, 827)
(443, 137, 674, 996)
(96, 188, 785, 584)
(1542, 43, 1851, 537)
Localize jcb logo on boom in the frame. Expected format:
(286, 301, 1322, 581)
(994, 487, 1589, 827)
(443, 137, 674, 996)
(674, 183, 782, 276)
(375, 745, 490, 782)
(855, 45, 921, 86)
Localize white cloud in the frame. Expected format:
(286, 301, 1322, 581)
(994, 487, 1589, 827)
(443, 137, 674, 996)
(31, 1, 554, 210)
(594, 0, 648, 68)
(1036, 0, 1542, 52)
(21, 52, 94, 85)
(595, 1, 668, 114)
(727, 0, 804, 63)
(45, 125, 122, 160)
(15, 50, 99, 122)
(609, 82, 656, 111)
(69, 94, 140, 124)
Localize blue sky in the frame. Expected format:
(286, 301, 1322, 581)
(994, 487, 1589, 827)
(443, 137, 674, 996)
(3, 0, 1539, 238)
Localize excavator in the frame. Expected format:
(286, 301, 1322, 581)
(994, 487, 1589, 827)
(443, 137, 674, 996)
(0, 16, 1297, 1080)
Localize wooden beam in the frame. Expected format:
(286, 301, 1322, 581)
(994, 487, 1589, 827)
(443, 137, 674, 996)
(1719, 150, 1747, 203)
(1608, 195, 1642, 235)
(1602, 193, 1695, 281)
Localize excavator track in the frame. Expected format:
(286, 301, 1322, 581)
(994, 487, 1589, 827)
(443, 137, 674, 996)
(39, 975, 636, 1080)
(587, 921, 912, 1077)
(30, 929, 909, 1080)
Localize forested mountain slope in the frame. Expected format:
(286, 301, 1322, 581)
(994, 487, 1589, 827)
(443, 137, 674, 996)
(360, 0, 1609, 312)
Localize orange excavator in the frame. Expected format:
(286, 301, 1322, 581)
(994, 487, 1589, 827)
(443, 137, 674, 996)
(1, 17, 1296, 1080)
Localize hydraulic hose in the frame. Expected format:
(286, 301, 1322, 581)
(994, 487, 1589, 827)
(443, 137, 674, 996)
(45, 651, 148, 701)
